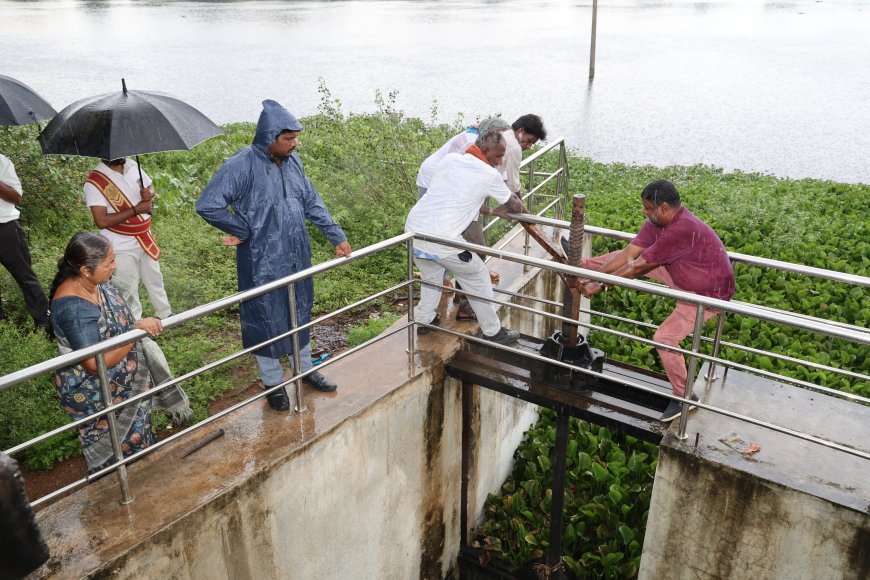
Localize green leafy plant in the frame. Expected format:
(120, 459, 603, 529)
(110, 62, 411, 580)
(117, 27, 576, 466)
(346, 312, 401, 347)
(0, 85, 865, 480)
(474, 410, 658, 578)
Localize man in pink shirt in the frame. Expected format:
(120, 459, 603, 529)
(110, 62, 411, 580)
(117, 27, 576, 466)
(578, 180, 735, 422)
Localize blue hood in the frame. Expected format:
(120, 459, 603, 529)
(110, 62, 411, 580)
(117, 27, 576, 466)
(252, 99, 304, 153)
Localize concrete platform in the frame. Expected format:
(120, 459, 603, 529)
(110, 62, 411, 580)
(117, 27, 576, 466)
(641, 363, 870, 580)
(675, 363, 869, 512)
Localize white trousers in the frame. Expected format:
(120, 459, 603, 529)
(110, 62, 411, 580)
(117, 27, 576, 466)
(112, 246, 172, 320)
(414, 252, 501, 336)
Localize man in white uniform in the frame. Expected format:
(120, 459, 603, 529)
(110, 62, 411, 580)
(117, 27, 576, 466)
(481, 114, 547, 195)
(405, 130, 525, 345)
(83, 157, 172, 320)
(0, 153, 49, 329)
(416, 118, 511, 199)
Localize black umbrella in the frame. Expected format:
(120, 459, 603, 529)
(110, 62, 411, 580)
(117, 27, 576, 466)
(0, 74, 57, 125)
(38, 79, 223, 183)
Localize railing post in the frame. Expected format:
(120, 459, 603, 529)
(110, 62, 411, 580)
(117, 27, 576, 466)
(288, 283, 307, 413)
(546, 410, 570, 569)
(556, 143, 568, 241)
(95, 353, 134, 504)
(523, 159, 536, 267)
(677, 304, 706, 439)
(406, 238, 416, 358)
(704, 312, 726, 381)
(460, 381, 472, 547)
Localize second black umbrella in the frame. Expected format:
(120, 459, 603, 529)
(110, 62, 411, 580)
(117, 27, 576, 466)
(38, 79, 223, 182)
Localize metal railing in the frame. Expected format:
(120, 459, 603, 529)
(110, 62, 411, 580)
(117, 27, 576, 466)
(1, 233, 417, 506)
(412, 232, 869, 450)
(482, 137, 569, 260)
(2, 221, 868, 507)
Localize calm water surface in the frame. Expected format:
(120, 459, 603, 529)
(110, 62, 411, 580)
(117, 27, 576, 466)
(2, 0, 869, 183)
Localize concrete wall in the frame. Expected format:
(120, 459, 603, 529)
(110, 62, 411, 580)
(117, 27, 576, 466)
(82, 365, 538, 580)
(640, 444, 870, 580)
(500, 267, 564, 341)
(466, 383, 538, 529)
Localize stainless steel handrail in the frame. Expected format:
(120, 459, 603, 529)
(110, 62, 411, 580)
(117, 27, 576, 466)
(414, 233, 870, 345)
(27, 321, 416, 508)
(522, 137, 566, 166)
(419, 278, 869, 404)
(0, 232, 415, 392)
(511, 214, 870, 288)
(3, 218, 867, 508)
(577, 304, 868, 383)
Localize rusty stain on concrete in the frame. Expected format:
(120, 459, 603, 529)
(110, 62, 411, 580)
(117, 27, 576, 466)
(420, 377, 447, 579)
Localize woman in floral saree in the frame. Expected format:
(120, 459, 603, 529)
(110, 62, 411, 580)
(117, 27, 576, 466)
(48, 232, 163, 473)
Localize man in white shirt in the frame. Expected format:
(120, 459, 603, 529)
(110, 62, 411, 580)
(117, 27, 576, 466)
(83, 157, 172, 320)
(481, 114, 547, 195)
(405, 130, 525, 345)
(0, 154, 49, 329)
(416, 126, 481, 198)
(416, 118, 512, 198)
(415, 122, 510, 296)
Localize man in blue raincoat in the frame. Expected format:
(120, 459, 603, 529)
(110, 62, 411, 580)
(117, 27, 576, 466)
(196, 100, 352, 411)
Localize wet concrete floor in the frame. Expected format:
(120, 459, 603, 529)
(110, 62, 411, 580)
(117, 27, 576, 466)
(665, 364, 870, 513)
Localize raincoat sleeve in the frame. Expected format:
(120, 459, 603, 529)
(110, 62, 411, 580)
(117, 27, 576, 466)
(196, 157, 253, 241)
(294, 156, 347, 246)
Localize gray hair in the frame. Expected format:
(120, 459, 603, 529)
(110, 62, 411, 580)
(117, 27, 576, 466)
(478, 116, 510, 132)
(476, 129, 505, 152)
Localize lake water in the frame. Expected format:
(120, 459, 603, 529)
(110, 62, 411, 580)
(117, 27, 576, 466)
(2, 0, 869, 183)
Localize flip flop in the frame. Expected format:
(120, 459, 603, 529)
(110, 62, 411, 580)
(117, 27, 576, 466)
(456, 310, 478, 322)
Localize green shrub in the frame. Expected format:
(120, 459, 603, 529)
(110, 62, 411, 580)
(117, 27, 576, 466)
(346, 313, 402, 347)
(0, 321, 80, 469)
(474, 410, 658, 578)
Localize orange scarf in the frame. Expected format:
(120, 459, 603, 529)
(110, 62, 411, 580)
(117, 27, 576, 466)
(85, 170, 160, 260)
(465, 144, 490, 164)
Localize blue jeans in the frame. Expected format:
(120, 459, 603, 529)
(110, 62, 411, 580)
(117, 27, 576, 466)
(255, 344, 313, 387)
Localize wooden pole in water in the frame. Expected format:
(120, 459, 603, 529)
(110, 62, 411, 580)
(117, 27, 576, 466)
(589, 0, 598, 79)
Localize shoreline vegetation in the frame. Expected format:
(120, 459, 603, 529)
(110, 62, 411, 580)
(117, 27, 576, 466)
(0, 88, 867, 575)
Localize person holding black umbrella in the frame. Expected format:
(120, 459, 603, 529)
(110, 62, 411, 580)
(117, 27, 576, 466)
(38, 79, 224, 321)
(0, 153, 50, 329)
(196, 100, 352, 411)
(83, 156, 172, 321)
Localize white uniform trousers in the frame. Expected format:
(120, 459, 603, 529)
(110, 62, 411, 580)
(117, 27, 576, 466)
(112, 245, 172, 320)
(413, 251, 501, 336)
